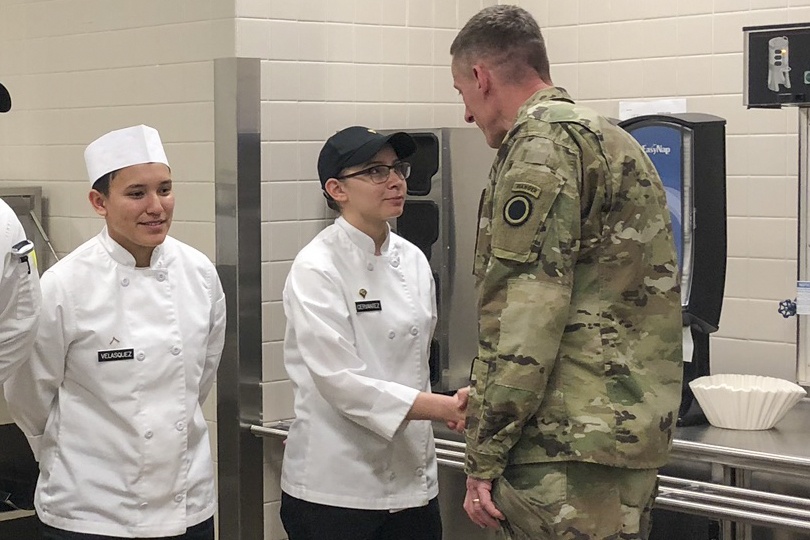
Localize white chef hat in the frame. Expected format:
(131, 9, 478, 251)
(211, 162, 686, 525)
(84, 125, 169, 185)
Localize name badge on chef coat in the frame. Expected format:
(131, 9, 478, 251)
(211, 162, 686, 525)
(97, 348, 135, 362)
(355, 300, 382, 313)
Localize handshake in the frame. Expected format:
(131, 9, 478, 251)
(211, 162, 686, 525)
(445, 386, 470, 434)
(405, 385, 471, 431)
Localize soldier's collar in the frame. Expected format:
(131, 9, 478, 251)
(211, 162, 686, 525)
(516, 87, 575, 119)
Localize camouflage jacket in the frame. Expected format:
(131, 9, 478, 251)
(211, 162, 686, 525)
(465, 87, 683, 480)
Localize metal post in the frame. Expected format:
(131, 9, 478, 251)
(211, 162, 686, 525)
(214, 57, 264, 540)
(798, 108, 810, 384)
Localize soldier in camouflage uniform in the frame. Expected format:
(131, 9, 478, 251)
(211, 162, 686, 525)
(450, 6, 683, 539)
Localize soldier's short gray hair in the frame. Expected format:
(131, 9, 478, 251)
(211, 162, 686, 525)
(451, 5, 551, 84)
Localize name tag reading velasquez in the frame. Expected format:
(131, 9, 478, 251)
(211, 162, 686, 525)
(355, 300, 382, 313)
(97, 348, 135, 362)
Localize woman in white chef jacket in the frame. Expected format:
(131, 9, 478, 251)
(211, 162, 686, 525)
(3, 125, 225, 540)
(280, 126, 467, 540)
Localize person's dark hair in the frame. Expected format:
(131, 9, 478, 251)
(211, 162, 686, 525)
(450, 5, 551, 84)
(91, 169, 119, 196)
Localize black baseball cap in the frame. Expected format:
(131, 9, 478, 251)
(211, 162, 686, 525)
(0, 83, 10, 113)
(317, 126, 416, 187)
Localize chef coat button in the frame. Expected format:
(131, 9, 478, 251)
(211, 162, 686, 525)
(389, 472, 396, 481)
(170, 345, 181, 356)
(121, 278, 129, 287)
(156, 273, 166, 282)
(144, 430, 153, 439)
(367, 262, 374, 271)
(416, 467, 424, 476)
(174, 494, 184, 503)
(391, 258, 400, 268)
(136, 351, 145, 361)
(388, 330, 395, 339)
(410, 326, 419, 336)
(176, 421, 185, 431)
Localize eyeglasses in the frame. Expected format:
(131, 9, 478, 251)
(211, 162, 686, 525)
(336, 161, 411, 184)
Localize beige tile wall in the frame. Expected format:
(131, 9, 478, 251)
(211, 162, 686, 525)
(0, 0, 235, 535)
(0, 0, 234, 262)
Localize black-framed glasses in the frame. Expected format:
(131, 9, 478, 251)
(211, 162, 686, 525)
(336, 161, 411, 184)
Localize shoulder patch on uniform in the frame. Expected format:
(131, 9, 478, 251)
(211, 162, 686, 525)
(503, 195, 532, 227)
(512, 182, 542, 199)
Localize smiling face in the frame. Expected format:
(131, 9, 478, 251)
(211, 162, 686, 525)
(89, 162, 174, 267)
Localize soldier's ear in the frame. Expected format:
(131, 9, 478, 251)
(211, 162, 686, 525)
(472, 63, 492, 94)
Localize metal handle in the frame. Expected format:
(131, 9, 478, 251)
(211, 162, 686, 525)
(28, 209, 59, 262)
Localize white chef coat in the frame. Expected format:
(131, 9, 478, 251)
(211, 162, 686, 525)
(3, 227, 225, 538)
(0, 198, 40, 382)
(281, 216, 439, 511)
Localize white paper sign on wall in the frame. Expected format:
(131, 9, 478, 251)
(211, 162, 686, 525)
(618, 98, 688, 121)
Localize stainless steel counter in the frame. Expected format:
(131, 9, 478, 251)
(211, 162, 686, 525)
(252, 399, 810, 539)
(672, 399, 810, 476)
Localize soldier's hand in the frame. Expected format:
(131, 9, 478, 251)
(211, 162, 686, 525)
(464, 476, 504, 529)
(455, 386, 470, 411)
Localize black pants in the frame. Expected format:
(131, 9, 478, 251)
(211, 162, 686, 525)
(39, 517, 214, 540)
(281, 492, 442, 540)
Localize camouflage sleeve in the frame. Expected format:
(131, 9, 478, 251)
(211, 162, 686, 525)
(465, 135, 580, 480)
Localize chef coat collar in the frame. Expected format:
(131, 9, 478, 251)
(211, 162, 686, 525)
(335, 216, 393, 255)
(99, 226, 168, 268)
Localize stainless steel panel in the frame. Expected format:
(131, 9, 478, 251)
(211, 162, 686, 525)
(214, 57, 264, 540)
(387, 127, 495, 391)
(798, 108, 810, 384)
(443, 128, 496, 389)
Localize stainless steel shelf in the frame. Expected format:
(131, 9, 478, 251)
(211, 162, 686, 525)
(250, 403, 810, 533)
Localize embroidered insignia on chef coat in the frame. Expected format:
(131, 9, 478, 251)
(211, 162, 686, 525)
(359, 288, 367, 298)
(355, 300, 382, 313)
(512, 182, 542, 199)
(98, 348, 135, 362)
(504, 195, 532, 226)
